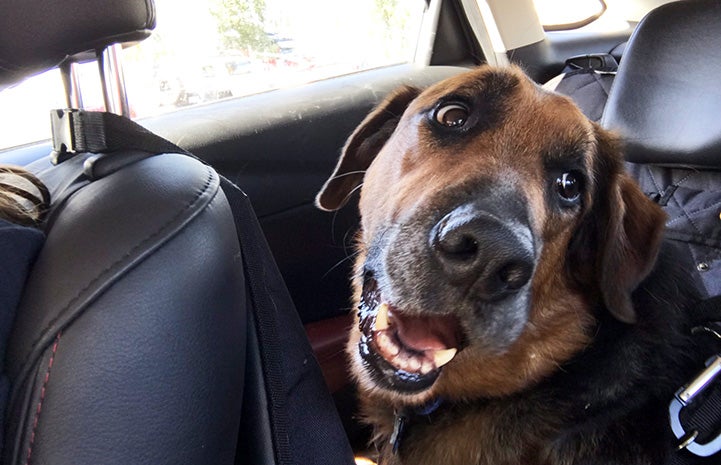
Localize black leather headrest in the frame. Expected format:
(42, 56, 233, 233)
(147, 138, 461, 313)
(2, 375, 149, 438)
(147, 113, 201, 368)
(0, 0, 155, 90)
(602, 0, 721, 168)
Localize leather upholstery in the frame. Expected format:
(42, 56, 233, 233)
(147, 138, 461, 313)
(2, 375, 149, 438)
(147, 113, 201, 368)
(4, 153, 246, 465)
(601, 0, 721, 168)
(0, 0, 155, 90)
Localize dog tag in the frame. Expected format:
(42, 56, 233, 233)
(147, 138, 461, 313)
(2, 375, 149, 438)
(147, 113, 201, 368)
(390, 413, 407, 454)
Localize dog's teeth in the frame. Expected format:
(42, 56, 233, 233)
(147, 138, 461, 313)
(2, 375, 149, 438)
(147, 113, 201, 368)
(433, 348, 458, 368)
(399, 354, 416, 373)
(374, 303, 390, 331)
(420, 359, 434, 375)
(409, 357, 421, 372)
(391, 353, 408, 371)
(377, 331, 400, 357)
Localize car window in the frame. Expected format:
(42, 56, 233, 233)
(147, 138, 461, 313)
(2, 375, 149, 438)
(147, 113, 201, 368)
(0, 0, 426, 150)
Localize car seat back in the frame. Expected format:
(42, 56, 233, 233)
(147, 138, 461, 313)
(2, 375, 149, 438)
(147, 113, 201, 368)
(6, 150, 246, 465)
(0, 3, 247, 463)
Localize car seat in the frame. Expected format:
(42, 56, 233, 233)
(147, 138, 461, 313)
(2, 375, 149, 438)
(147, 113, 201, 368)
(601, 0, 721, 301)
(0, 1, 246, 464)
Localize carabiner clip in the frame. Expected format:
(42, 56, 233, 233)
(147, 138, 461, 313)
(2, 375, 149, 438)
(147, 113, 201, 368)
(669, 355, 721, 456)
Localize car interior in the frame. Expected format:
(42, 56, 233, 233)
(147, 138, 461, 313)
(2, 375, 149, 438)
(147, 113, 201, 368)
(0, 0, 720, 463)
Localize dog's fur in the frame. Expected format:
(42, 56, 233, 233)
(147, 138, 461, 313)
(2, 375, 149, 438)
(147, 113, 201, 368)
(316, 66, 710, 465)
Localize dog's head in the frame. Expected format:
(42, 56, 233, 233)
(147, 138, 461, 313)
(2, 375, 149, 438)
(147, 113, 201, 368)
(316, 65, 666, 406)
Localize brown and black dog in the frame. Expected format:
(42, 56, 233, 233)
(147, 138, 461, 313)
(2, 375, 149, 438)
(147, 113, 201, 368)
(316, 65, 710, 465)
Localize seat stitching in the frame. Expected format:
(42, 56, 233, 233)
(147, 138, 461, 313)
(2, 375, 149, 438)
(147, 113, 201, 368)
(663, 173, 704, 235)
(643, 167, 704, 234)
(592, 73, 611, 98)
(24, 331, 62, 465)
(645, 165, 663, 193)
(667, 197, 721, 226)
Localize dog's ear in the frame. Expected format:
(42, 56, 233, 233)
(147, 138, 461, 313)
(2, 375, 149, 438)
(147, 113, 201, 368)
(315, 85, 420, 211)
(570, 127, 667, 324)
(599, 170, 666, 323)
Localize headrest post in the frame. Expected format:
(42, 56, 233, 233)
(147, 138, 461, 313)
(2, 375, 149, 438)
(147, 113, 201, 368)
(98, 44, 131, 117)
(60, 61, 84, 109)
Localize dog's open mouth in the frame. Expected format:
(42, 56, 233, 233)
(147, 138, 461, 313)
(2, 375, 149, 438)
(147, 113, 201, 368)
(358, 275, 463, 392)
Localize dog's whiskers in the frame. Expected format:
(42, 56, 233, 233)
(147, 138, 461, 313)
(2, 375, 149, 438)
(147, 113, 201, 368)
(342, 226, 357, 254)
(322, 250, 362, 279)
(330, 181, 364, 241)
(327, 170, 367, 182)
(340, 182, 364, 206)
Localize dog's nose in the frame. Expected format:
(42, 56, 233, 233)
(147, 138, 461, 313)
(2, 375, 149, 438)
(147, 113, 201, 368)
(430, 207, 535, 301)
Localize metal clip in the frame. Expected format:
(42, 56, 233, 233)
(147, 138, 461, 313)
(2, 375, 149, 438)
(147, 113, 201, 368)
(390, 412, 407, 454)
(50, 109, 81, 164)
(669, 355, 721, 456)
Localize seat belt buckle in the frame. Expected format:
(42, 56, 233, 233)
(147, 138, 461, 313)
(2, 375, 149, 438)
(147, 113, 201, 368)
(50, 109, 81, 164)
(563, 53, 618, 74)
(669, 354, 721, 456)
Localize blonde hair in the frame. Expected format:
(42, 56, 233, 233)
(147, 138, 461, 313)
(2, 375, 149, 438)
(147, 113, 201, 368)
(0, 165, 50, 227)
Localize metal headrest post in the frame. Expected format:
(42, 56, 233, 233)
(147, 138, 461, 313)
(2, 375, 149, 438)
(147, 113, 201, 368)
(98, 44, 131, 117)
(60, 61, 84, 109)
(57, 42, 130, 118)
(51, 43, 132, 163)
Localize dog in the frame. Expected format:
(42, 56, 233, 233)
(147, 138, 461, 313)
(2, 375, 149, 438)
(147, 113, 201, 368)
(316, 65, 713, 465)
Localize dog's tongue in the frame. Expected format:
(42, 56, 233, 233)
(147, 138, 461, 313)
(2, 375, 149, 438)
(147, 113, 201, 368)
(392, 310, 459, 352)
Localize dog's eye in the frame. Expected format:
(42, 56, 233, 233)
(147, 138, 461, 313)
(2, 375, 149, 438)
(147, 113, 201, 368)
(434, 103, 469, 128)
(556, 172, 582, 203)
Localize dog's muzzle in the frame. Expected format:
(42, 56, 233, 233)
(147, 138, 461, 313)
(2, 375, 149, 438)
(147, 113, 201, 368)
(358, 275, 464, 392)
(357, 200, 536, 394)
(430, 204, 535, 300)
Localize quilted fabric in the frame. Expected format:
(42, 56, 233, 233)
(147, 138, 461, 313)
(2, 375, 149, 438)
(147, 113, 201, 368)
(627, 163, 721, 298)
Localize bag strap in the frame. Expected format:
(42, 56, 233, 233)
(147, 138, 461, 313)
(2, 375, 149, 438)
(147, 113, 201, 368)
(219, 177, 293, 464)
(50, 109, 189, 163)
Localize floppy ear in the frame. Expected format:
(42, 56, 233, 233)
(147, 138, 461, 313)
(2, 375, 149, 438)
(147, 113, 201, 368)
(571, 127, 667, 324)
(599, 171, 667, 323)
(315, 85, 420, 211)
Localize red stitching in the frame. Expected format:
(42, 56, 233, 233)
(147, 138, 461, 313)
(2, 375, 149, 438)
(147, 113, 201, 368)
(25, 331, 62, 465)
